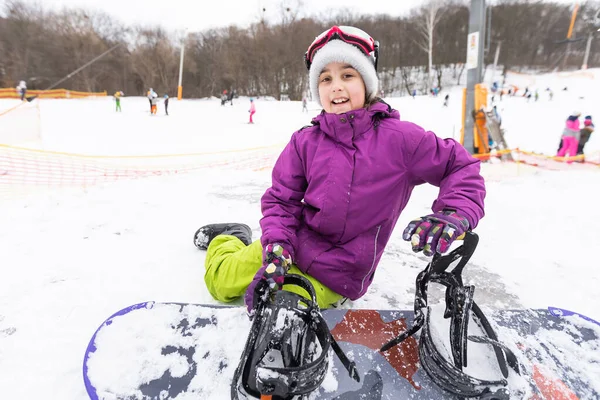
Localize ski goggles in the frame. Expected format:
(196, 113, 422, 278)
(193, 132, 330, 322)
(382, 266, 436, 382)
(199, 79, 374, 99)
(304, 26, 379, 71)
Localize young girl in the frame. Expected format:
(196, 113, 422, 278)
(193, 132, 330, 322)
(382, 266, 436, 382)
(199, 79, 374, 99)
(557, 111, 581, 163)
(248, 98, 256, 124)
(194, 26, 486, 312)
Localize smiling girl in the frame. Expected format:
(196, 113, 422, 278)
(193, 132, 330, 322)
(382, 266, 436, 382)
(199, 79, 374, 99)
(194, 26, 486, 312)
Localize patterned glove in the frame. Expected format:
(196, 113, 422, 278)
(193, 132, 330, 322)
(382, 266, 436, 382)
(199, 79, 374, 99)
(244, 243, 293, 312)
(402, 209, 470, 256)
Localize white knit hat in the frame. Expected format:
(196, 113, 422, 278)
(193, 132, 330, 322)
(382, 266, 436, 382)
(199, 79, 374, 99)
(309, 40, 378, 107)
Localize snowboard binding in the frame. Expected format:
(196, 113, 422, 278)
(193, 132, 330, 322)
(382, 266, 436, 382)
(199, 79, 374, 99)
(231, 275, 360, 399)
(381, 232, 521, 399)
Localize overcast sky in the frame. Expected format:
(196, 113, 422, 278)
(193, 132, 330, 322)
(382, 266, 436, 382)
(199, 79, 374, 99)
(12, 0, 438, 32)
(10, 0, 579, 34)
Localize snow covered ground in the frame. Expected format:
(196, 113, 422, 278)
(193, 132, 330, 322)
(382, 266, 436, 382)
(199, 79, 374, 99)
(1, 69, 599, 399)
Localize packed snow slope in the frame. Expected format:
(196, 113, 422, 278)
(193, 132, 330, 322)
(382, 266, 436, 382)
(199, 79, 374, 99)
(0, 69, 599, 399)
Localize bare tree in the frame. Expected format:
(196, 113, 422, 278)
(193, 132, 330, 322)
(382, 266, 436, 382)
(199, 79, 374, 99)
(413, 0, 445, 92)
(1, 0, 598, 98)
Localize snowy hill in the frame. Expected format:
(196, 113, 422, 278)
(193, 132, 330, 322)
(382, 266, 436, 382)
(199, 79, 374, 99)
(0, 70, 599, 398)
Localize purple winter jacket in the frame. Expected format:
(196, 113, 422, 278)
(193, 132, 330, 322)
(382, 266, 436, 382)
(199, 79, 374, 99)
(260, 101, 485, 300)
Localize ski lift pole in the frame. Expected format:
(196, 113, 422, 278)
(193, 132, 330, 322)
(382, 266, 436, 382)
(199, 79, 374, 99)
(177, 42, 185, 100)
(177, 30, 188, 100)
(463, 0, 486, 154)
(582, 33, 594, 69)
(567, 3, 580, 40)
(561, 3, 580, 70)
(582, 9, 600, 69)
(490, 41, 501, 88)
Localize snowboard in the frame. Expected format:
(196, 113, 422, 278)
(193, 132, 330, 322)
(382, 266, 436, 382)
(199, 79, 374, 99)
(83, 302, 600, 400)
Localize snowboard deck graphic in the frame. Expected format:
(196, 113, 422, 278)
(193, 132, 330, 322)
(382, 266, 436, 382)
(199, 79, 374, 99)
(83, 302, 600, 399)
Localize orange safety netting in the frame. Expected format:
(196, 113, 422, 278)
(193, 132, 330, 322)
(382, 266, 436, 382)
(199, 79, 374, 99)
(1, 145, 598, 199)
(0, 144, 281, 197)
(0, 88, 107, 99)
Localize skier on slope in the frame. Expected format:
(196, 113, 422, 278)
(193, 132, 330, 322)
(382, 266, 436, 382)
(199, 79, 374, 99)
(193, 26, 486, 312)
(248, 98, 256, 124)
(16, 80, 27, 101)
(163, 94, 169, 116)
(113, 91, 123, 112)
(147, 88, 157, 113)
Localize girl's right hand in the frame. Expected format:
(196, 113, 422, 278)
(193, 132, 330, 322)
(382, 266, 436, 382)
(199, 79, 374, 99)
(244, 244, 292, 313)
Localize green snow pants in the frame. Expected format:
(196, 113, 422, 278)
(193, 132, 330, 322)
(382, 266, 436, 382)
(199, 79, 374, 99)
(204, 235, 343, 309)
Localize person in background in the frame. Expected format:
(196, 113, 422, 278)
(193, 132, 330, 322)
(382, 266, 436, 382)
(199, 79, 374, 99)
(578, 116, 594, 160)
(302, 96, 308, 112)
(16, 80, 27, 101)
(150, 95, 159, 115)
(163, 94, 169, 116)
(443, 94, 449, 107)
(492, 105, 502, 127)
(147, 88, 156, 113)
(221, 90, 228, 106)
(557, 111, 581, 163)
(248, 98, 256, 124)
(192, 25, 485, 314)
(113, 91, 123, 112)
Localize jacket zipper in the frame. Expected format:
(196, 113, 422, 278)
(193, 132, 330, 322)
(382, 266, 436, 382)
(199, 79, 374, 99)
(359, 225, 381, 295)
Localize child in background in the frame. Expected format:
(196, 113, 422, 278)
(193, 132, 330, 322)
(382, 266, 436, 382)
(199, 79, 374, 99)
(557, 111, 581, 163)
(16, 80, 27, 101)
(113, 91, 123, 112)
(578, 116, 594, 160)
(248, 98, 256, 124)
(163, 94, 169, 116)
(147, 88, 154, 113)
(302, 96, 308, 112)
(221, 90, 228, 106)
(150, 96, 159, 115)
(194, 26, 485, 313)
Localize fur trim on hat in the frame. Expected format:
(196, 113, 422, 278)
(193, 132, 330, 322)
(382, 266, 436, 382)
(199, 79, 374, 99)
(309, 40, 378, 107)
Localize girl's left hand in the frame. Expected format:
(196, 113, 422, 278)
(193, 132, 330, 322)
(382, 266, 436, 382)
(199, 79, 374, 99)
(403, 209, 470, 256)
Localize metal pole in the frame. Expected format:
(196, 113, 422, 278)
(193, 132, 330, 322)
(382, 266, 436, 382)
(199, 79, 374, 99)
(582, 33, 593, 69)
(490, 41, 501, 86)
(464, 0, 486, 154)
(486, 5, 492, 54)
(177, 39, 185, 100)
(562, 3, 580, 70)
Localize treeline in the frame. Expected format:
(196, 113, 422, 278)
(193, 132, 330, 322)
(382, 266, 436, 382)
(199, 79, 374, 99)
(0, 0, 598, 99)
